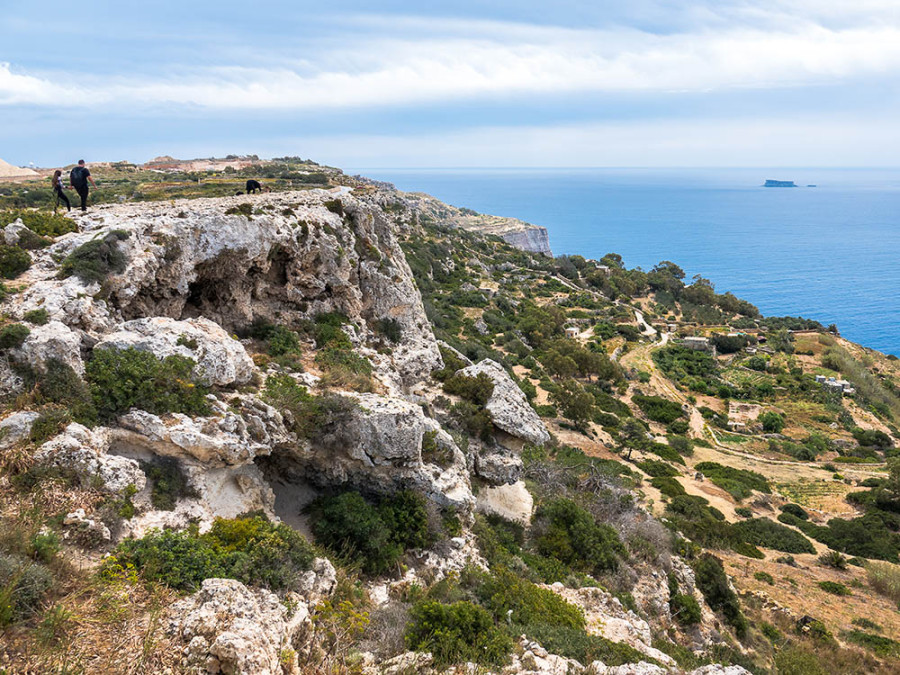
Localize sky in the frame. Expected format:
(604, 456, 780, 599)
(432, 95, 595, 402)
(2, 1, 899, 168)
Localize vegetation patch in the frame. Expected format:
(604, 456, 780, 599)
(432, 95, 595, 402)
(139, 457, 198, 511)
(104, 513, 314, 592)
(533, 498, 627, 574)
(86, 347, 210, 422)
(0, 323, 29, 349)
(692, 554, 747, 636)
(0, 245, 31, 279)
(695, 462, 770, 500)
(59, 230, 129, 283)
(817, 580, 851, 596)
(405, 600, 513, 668)
(732, 518, 816, 554)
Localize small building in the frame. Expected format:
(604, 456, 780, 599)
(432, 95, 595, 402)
(683, 336, 711, 351)
(745, 347, 758, 355)
(564, 326, 580, 339)
(815, 375, 827, 384)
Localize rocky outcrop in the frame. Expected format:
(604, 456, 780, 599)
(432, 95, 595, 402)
(95, 316, 254, 386)
(0, 411, 40, 448)
(476, 480, 534, 524)
(168, 578, 299, 675)
(302, 392, 474, 512)
(458, 360, 550, 446)
(12, 321, 84, 375)
(34, 424, 146, 493)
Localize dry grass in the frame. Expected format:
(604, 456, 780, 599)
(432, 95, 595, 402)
(867, 561, 900, 606)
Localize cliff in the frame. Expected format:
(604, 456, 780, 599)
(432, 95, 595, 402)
(0, 170, 897, 675)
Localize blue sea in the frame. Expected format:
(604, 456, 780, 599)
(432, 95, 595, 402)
(353, 168, 900, 356)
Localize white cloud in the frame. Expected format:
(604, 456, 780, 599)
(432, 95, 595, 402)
(288, 115, 900, 167)
(3, 17, 900, 110)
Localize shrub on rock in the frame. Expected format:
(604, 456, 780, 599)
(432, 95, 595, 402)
(59, 230, 129, 283)
(0, 245, 31, 279)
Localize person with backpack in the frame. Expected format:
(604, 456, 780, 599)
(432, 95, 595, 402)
(51, 170, 71, 212)
(69, 159, 96, 212)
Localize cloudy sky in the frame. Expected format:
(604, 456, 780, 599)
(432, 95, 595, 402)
(2, 1, 899, 167)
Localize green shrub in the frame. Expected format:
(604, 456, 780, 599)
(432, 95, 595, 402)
(59, 230, 129, 283)
(732, 518, 815, 554)
(477, 567, 585, 629)
(405, 600, 513, 668)
(139, 457, 198, 510)
(106, 514, 314, 592)
(667, 419, 690, 435)
(651, 476, 687, 497)
(312, 312, 352, 348)
(817, 550, 848, 569)
(264, 325, 301, 357)
(0, 323, 29, 349)
(0, 210, 77, 237)
(86, 347, 210, 421)
(753, 571, 774, 585)
(760, 411, 785, 433)
(310, 490, 432, 575)
(533, 498, 627, 574)
(22, 309, 49, 325)
(449, 400, 494, 441)
(0, 554, 54, 625)
(263, 374, 353, 439)
(761, 621, 782, 642)
(442, 372, 494, 405)
(637, 460, 679, 478)
(695, 461, 770, 499)
(225, 202, 253, 217)
(28, 408, 71, 444)
(669, 592, 702, 625)
(30, 358, 97, 426)
(774, 645, 827, 675)
(693, 554, 747, 636)
(0, 245, 31, 279)
(632, 394, 685, 424)
(817, 580, 851, 596)
(842, 629, 900, 658)
(851, 617, 882, 632)
(780, 503, 809, 520)
(734, 507, 752, 518)
(375, 318, 402, 343)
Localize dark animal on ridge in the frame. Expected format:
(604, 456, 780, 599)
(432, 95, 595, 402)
(246, 179, 266, 194)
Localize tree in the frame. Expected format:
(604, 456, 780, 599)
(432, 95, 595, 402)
(619, 419, 649, 460)
(550, 379, 595, 428)
(760, 411, 785, 433)
(770, 328, 795, 354)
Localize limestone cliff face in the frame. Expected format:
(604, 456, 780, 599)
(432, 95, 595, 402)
(2, 188, 472, 530)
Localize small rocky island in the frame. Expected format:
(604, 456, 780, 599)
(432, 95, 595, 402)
(763, 179, 797, 187)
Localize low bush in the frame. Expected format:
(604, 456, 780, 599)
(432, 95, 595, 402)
(449, 400, 494, 441)
(0, 245, 31, 279)
(842, 629, 900, 658)
(533, 498, 627, 574)
(693, 554, 747, 636)
(309, 490, 433, 575)
(106, 514, 314, 592)
(0, 323, 29, 349)
(732, 518, 815, 554)
(760, 411, 785, 433)
(695, 462, 770, 500)
(520, 624, 647, 667)
(734, 507, 752, 518)
(753, 571, 774, 585)
(442, 372, 494, 405)
(637, 460, 679, 478)
(22, 308, 49, 325)
(780, 503, 809, 520)
(817, 580, 851, 596)
(263, 325, 301, 357)
(818, 550, 848, 570)
(87, 347, 210, 421)
(632, 394, 685, 424)
(0, 554, 54, 625)
(405, 600, 513, 668)
(0, 210, 77, 237)
(375, 318, 402, 343)
(669, 592, 702, 625)
(851, 617, 881, 632)
(652, 476, 687, 497)
(28, 358, 97, 426)
(59, 230, 129, 283)
(263, 374, 354, 439)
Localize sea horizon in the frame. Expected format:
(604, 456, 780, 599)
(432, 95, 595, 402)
(352, 167, 900, 356)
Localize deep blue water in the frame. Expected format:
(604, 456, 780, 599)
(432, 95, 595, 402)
(352, 168, 900, 356)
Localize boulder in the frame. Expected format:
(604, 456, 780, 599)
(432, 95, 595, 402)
(476, 481, 534, 524)
(457, 360, 549, 446)
(168, 578, 298, 675)
(94, 316, 254, 387)
(0, 411, 40, 447)
(34, 424, 146, 493)
(474, 446, 523, 485)
(12, 321, 84, 375)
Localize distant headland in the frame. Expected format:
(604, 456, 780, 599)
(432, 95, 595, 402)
(763, 179, 797, 187)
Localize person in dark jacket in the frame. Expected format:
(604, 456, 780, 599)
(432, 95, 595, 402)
(69, 159, 96, 211)
(52, 170, 71, 212)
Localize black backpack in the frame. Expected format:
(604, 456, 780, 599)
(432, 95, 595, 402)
(70, 166, 86, 189)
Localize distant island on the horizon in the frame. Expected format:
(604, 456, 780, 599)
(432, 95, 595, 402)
(763, 179, 797, 187)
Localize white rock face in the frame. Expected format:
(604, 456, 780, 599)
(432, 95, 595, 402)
(458, 360, 550, 446)
(306, 392, 474, 512)
(543, 585, 676, 667)
(34, 424, 146, 493)
(0, 411, 40, 447)
(12, 321, 84, 375)
(95, 316, 254, 386)
(168, 578, 295, 675)
(689, 666, 752, 675)
(476, 480, 534, 524)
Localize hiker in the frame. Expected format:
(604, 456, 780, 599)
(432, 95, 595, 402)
(69, 159, 96, 212)
(246, 179, 268, 194)
(51, 170, 71, 212)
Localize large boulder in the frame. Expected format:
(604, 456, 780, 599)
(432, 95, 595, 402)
(34, 424, 146, 493)
(476, 480, 534, 524)
(94, 316, 254, 387)
(302, 392, 474, 512)
(12, 321, 84, 375)
(0, 411, 40, 448)
(458, 360, 549, 446)
(168, 578, 298, 675)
